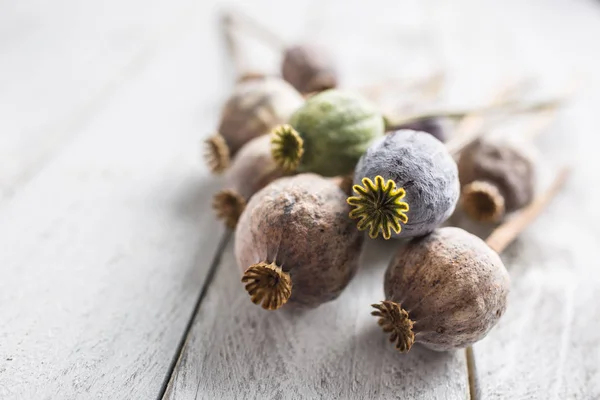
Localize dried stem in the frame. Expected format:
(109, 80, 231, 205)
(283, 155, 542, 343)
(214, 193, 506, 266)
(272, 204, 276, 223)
(360, 71, 445, 103)
(453, 79, 534, 138)
(461, 181, 506, 223)
(223, 9, 287, 51)
(212, 189, 247, 230)
(347, 176, 409, 240)
(220, 10, 268, 81)
(485, 166, 570, 253)
(371, 301, 415, 352)
(242, 262, 292, 310)
(516, 76, 581, 142)
(271, 124, 304, 171)
(445, 80, 535, 155)
(385, 94, 564, 143)
(204, 134, 230, 174)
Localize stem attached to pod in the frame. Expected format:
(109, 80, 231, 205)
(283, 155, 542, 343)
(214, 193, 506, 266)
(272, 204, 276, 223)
(271, 124, 304, 172)
(461, 180, 506, 223)
(371, 301, 415, 352)
(204, 134, 230, 174)
(347, 176, 409, 240)
(242, 262, 292, 310)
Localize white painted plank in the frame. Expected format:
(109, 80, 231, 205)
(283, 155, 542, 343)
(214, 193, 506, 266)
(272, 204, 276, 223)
(446, 0, 600, 398)
(165, 2, 471, 398)
(164, 239, 469, 400)
(0, 1, 233, 398)
(0, 0, 206, 201)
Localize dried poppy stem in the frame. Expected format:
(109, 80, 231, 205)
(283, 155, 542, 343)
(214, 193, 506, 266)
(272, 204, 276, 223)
(445, 79, 534, 155)
(522, 75, 581, 141)
(449, 75, 580, 155)
(485, 166, 570, 253)
(360, 70, 445, 103)
(385, 94, 564, 142)
(372, 166, 569, 352)
(463, 166, 569, 379)
(223, 8, 287, 51)
(220, 11, 268, 82)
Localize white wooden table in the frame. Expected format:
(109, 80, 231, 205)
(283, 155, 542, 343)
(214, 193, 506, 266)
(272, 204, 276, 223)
(1, 0, 599, 399)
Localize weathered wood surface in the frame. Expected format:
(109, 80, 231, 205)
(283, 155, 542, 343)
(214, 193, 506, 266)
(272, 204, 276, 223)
(164, 240, 469, 400)
(165, 0, 600, 399)
(0, 0, 231, 398)
(446, 0, 600, 399)
(165, 1, 474, 399)
(3, 0, 600, 398)
(0, 0, 214, 202)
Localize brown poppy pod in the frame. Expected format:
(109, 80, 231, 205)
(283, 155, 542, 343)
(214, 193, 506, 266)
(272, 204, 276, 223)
(235, 174, 364, 310)
(212, 135, 288, 229)
(371, 168, 569, 353)
(281, 44, 338, 95)
(375, 227, 509, 352)
(204, 77, 303, 174)
(458, 138, 535, 222)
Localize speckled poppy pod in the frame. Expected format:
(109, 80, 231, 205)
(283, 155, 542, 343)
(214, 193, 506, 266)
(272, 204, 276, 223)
(235, 173, 364, 310)
(372, 227, 510, 352)
(281, 44, 338, 95)
(270, 89, 385, 177)
(348, 130, 460, 240)
(204, 77, 303, 174)
(458, 138, 535, 222)
(212, 135, 288, 229)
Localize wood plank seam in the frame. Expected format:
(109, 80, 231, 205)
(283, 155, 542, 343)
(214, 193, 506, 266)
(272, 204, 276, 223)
(0, 0, 208, 206)
(159, 231, 232, 400)
(466, 347, 480, 400)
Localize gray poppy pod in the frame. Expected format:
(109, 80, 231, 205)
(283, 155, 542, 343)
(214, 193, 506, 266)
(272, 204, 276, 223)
(349, 130, 459, 239)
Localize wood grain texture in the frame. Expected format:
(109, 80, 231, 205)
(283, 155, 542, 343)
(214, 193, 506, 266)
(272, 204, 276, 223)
(0, 1, 232, 398)
(165, 1, 472, 398)
(445, 0, 600, 398)
(164, 239, 469, 400)
(0, 0, 218, 202)
(166, 0, 600, 398)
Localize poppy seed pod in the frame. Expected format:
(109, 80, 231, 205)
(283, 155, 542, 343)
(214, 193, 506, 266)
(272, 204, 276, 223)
(387, 117, 448, 143)
(458, 138, 535, 222)
(204, 77, 303, 174)
(270, 89, 385, 177)
(235, 173, 364, 310)
(373, 227, 509, 352)
(349, 130, 459, 240)
(281, 44, 337, 95)
(212, 135, 288, 229)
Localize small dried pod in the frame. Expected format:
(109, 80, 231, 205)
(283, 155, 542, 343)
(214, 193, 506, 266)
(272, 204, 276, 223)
(271, 89, 385, 176)
(281, 44, 337, 95)
(204, 77, 304, 174)
(235, 173, 364, 310)
(458, 138, 535, 222)
(386, 117, 449, 143)
(373, 227, 509, 352)
(349, 130, 459, 240)
(212, 135, 288, 229)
